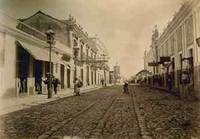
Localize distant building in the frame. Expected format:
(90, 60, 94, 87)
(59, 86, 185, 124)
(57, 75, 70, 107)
(113, 64, 121, 84)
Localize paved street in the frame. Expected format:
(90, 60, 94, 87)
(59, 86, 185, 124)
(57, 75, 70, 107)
(132, 86, 200, 139)
(1, 1, 200, 139)
(0, 85, 200, 139)
(0, 86, 141, 139)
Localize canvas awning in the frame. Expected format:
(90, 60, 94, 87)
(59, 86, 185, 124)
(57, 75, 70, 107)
(16, 41, 63, 64)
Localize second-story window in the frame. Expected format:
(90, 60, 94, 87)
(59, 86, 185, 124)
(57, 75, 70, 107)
(170, 35, 175, 55)
(86, 48, 89, 59)
(186, 15, 194, 46)
(177, 26, 183, 52)
(80, 45, 83, 59)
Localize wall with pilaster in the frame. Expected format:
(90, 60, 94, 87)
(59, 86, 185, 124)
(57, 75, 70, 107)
(0, 32, 17, 98)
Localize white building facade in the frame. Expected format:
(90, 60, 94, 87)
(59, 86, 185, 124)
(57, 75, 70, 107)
(0, 11, 110, 98)
(144, 0, 200, 99)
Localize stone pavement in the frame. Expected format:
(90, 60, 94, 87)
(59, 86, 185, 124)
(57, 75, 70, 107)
(0, 85, 141, 139)
(132, 85, 200, 139)
(0, 85, 101, 116)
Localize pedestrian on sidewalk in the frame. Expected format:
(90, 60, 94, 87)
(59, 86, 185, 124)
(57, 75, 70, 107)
(52, 77, 60, 95)
(74, 77, 83, 96)
(43, 73, 54, 92)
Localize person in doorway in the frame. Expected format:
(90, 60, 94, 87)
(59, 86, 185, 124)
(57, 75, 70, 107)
(20, 77, 27, 93)
(35, 78, 42, 94)
(101, 79, 104, 87)
(52, 78, 60, 95)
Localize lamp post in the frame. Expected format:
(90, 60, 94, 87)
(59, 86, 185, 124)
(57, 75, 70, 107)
(101, 54, 107, 87)
(45, 26, 55, 99)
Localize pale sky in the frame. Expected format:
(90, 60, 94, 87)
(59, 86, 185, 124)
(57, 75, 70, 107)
(0, 0, 183, 78)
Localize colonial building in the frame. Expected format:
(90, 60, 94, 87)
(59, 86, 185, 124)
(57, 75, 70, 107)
(144, 0, 200, 99)
(0, 11, 110, 98)
(0, 11, 68, 97)
(91, 37, 110, 86)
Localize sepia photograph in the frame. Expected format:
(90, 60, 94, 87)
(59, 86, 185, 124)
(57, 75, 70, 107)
(0, 0, 200, 138)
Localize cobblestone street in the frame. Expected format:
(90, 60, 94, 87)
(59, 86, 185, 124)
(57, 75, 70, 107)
(0, 86, 141, 139)
(132, 85, 200, 139)
(1, 0, 200, 139)
(0, 85, 200, 139)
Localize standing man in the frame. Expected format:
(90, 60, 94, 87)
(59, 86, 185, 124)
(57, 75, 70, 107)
(52, 78, 60, 94)
(74, 77, 81, 96)
(123, 81, 129, 94)
(101, 78, 104, 87)
(43, 73, 52, 94)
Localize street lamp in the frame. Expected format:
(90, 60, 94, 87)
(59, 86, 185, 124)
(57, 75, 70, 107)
(45, 26, 55, 99)
(196, 37, 200, 47)
(101, 54, 107, 87)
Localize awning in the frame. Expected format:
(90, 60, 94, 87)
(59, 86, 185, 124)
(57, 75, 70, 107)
(16, 41, 63, 64)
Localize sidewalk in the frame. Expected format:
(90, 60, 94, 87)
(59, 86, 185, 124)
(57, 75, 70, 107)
(0, 85, 101, 116)
(139, 84, 179, 95)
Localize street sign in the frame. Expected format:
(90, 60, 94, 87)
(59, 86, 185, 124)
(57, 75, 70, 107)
(160, 56, 171, 62)
(148, 62, 158, 66)
(157, 61, 163, 64)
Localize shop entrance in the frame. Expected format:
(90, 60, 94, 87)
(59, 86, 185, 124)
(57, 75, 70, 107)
(67, 68, 70, 88)
(16, 44, 29, 94)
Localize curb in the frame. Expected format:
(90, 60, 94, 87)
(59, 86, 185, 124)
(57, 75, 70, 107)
(131, 86, 152, 139)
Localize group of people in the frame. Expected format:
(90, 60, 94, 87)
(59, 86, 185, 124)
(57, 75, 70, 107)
(43, 75, 61, 94)
(43, 75, 83, 96)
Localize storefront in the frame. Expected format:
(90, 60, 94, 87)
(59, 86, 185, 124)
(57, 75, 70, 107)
(15, 40, 63, 96)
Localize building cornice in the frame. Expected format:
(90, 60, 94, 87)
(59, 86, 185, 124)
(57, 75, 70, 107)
(19, 11, 102, 54)
(157, 0, 199, 45)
